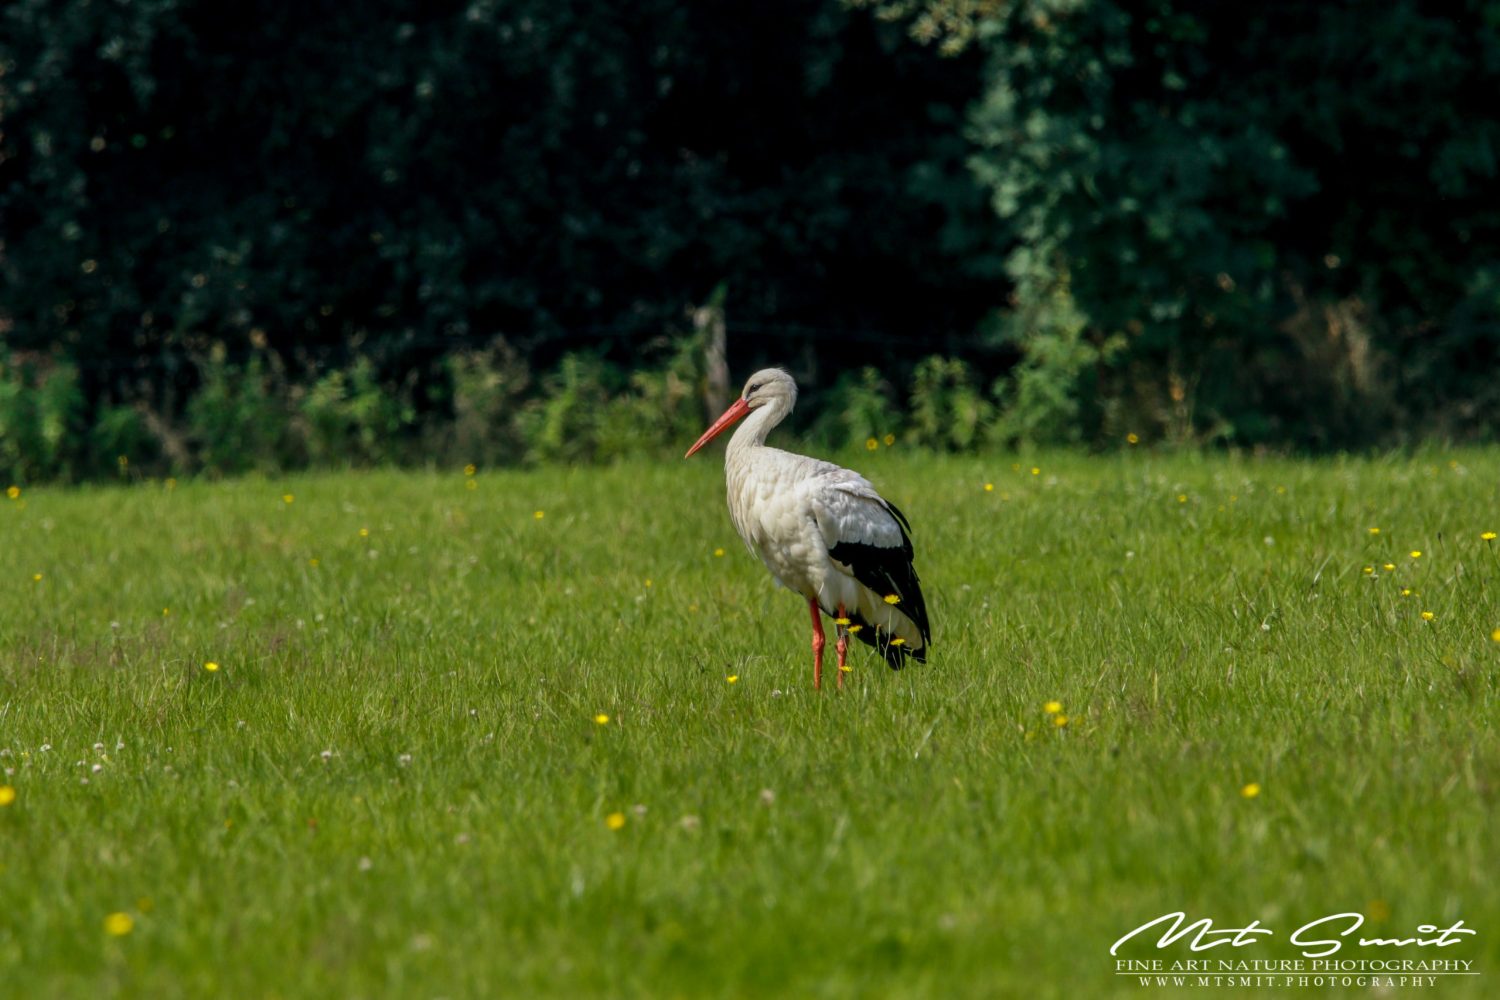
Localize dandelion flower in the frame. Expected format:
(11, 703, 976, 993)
(104, 912, 134, 936)
(644, 578, 652, 588)
(1241, 783, 1261, 799)
(889, 637, 906, 647)
(883, 433, 895, 447)
(1043, 700, 1063, 715)
(1368, 527, 1380, 535)
(534, 510, 545, 520)
(1491, 628, 1500, 643)
(309, 558, 319, 568)
(464, 464, 477, 476)
(465, 479, 478, 491)
(5, 486, 18, 500)
(1126, 433, 1139, 445)
(32, 573, 42, 582)
(834, 617, 851, 626)
(605, 812, 627, 831)
(1383, 563, 1395, 571)
(1177, 494, 1188, 503)
(1482, 532, 1497, 542)
(358, 527, 370, 538)
(865, 438, 878, 451)
(838, 664, 852, 673)
(984, 482, 994, 492)
(883, 594, 900, 605)
(1421, 611, 1435, 621)
(1401, 588, 1412, 597)
(282, 494, 294, 504)
(846, 624, 864, 635)
(1030, 467, 1040, 476)
(1052, 714, 1068, 728)
(593, 714, 609, 725)
(204, 661, 220, 672)
(1362, 566, 1374, 575)
(1410, 550, 1422, 559)
(0, 785, 15, 806)
(726, 675, 739, 684)
(714, 547, 725, 557)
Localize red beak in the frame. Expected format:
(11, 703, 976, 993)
(685, 398, 752, 458)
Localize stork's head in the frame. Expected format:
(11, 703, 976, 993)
(685, 368, 797, 458)
(740, 367, 797, 411)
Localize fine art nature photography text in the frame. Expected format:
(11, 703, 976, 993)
(1, 1, 1497, 997)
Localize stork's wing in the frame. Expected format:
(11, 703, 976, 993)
(809, 473, 931, 666)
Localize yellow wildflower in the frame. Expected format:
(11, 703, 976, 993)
(984, 482, 994, 492)
(1410, 550, 1422, 559)
(834, 617, 851, 626)
(1241, 783, 1261, 799)
(465, 479, 478, 491)
(358, 527, 370, 538)
(593, 714, 609, 725)
(1400, 588, 1412, 597)
(104, 912, 134, 936)
(1030, 467, 1040, 476)
(865, 438, 878, 451)
(1368, 527, 1380, 535)
(1126, 433, 1139, 445)
(0, 785, 15, 806)
(5, 486, 18, 499)
(713, 548, 725, 557)
(605, 812, 626, 831)
(204, 661, 220, 672)
(847, 624, 863, 635)
(32, 573, 42, 582)
(1482, 532, 1497, 542)
(1177, 494, 1188, 503)
(282, 494, 294, 504)
(1362, 566, 1374, 575)
(464, 464, 477, 476)
(534, 510, 545, 520)
(1421, 611, 1435, 621)
(1043, 701, 1063, 715)
(1491, 628, 1500, 643)
(889, 637, 906, 647)
(883, 594, 900, 605)
(883, 433, 895, 446)
(1383, 563, 1395, 571)
(1052, 714, 1068, 728)
(726, 675, 739, 684)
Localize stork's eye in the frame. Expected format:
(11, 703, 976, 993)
(747, 383, 762, 395)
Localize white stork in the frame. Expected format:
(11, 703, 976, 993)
(685, 368, 931, 689)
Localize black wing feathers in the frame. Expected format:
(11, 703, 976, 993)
(827, 499, 930, 670)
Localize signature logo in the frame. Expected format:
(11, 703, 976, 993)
(1111, 912, 1476, 959)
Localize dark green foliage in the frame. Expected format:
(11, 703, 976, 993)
(0, 0, 996, 437)
(965, 0, 1500, 446)
(4, 0, 1500, 481)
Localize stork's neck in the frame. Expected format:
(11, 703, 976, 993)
(726, 396, 791, 461)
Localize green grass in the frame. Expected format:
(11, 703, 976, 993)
(2, 449, 1497, 998)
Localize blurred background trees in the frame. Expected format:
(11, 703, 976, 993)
(2, 0, 1498, 479)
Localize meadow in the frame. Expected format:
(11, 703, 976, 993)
(1, 447, 1497, 998)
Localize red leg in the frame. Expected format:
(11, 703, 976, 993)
(835, 603, 849, 689)
(808, 598, 825, 690)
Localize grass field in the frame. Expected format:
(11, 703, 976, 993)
(2, 448, 1497, 998)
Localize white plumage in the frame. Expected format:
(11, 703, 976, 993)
(686, 368, 930, 688)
